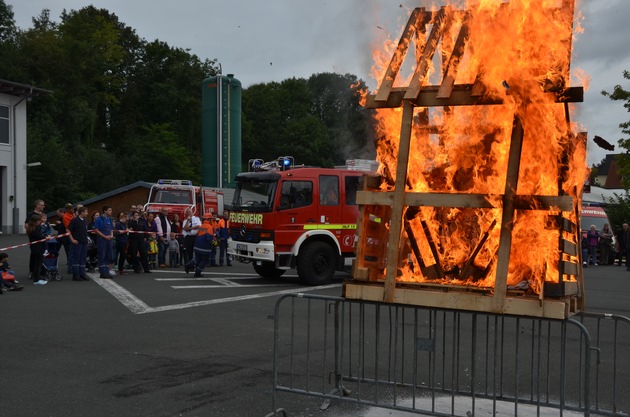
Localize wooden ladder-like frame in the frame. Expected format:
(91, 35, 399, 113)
(344, 1, 585, 319)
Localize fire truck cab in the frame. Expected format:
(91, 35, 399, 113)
(228, 157, 369, 285)
(144, 179, 224, 221)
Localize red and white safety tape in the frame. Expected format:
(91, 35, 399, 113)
(0, 231, 72, 252)
(0, 229, 214, 252)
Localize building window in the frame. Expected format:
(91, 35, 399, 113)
(0, 105, 9, 144)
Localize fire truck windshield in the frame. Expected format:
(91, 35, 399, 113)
(232, 177, 278, 212)
(149, 189, 193, 205)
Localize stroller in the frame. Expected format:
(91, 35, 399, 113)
(86, 235, 98, 273)
(41, 239, 62, 281)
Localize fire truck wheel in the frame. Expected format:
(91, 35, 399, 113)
(297, 241, 338, 286)
(253, 261, 286, 279)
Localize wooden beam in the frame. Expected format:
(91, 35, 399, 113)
(357, 190, 573, 211)
(562, 239, 578, 257)
(437, 12, 471, 98)
(405, 7, 449, 101)
(343, 282, 574, 319)
(383, 101, 415, 303)
(512, 195, 574, 212)
(561, 0, 576, 81)
(374, 8, 424, 102)
(561, 260, 579, 276)
(460, 219, 497, 279)
(492, 115, 524, 313)
(365, 86, 584, 109)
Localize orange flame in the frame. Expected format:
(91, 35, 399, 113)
(366, 0, 588, 293)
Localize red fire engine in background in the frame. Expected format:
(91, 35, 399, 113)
(144, 179, 224, 220)
(227, 157, 376, 285)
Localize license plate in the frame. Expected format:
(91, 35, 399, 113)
(237, 244, 247, 251)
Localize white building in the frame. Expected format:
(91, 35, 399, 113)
(0, 79, 52, 234)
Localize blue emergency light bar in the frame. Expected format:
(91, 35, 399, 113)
(278, 156, 294, 170)
(157, 179, 192, 186)
(248, 157, 295, 172)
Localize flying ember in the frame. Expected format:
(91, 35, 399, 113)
(346, 0, 587, 319)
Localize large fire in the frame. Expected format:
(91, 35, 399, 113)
(364, 0, 588, 294)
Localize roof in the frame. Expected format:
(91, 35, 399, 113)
(0, 79, 53, 97)
(596, 154, 618, 176)
(78, 181, 154, 206)
(604, 158, 624, 188)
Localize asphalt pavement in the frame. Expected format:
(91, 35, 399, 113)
(1, 233, 628, 417)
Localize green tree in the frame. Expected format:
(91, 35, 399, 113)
(26, 115, 84, 211)
(123, 123, 197, 183)
(0, 3, 218, 205)
(605, 192, 630, 232)
(0, 0, 16, 42)
(307, 72, 375, 161)
(57, 6, 128, 148)
(241, 74, 375, 168)
(0, 0, 18, 76)
(3, 1, 373, 209)
(602, 70, 630, 188)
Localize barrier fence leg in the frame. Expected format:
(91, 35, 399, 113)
(321, 300, 351, 410)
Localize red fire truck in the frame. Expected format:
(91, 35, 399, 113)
(144, 179, 224, 221)
(227, 157, 374, 285)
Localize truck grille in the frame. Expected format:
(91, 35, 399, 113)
(229, 227, 273, 244)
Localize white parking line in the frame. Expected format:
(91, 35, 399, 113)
(171, 284, 288, 289)
(150, 270, 265, 276)
(156, 276, 256, 281)
(91, 275, 151, 314)
(154, 275, 299, 280)
(145, 284, 342, 314)
(89, 273, 341, 314)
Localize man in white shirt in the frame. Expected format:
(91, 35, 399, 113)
(181, 207, 201, 264)
(155, 208, 172, 268)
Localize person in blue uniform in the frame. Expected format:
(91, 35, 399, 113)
(67, 206, 90, 281)
(94, 205, 114, 278)
(217, 210, 232, 266)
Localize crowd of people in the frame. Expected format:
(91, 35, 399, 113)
(2, 199, 233, 291)
(581, 222, 630, 268)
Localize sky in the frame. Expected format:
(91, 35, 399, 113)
(8, 0, 630, 166)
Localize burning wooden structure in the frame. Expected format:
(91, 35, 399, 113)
(344, 0, 587, 319)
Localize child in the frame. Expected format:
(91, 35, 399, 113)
(147, 235, 158, 269)
(39, 213, 54, 237)
(0, 252, 24, 292)
(168, 233, 180, 267)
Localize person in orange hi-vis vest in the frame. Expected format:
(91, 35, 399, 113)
(184, 213, 216, 277)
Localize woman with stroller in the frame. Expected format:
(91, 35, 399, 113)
(26, 214, 49, 285)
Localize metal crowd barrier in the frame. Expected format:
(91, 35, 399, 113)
(265, 293, 630, 417)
